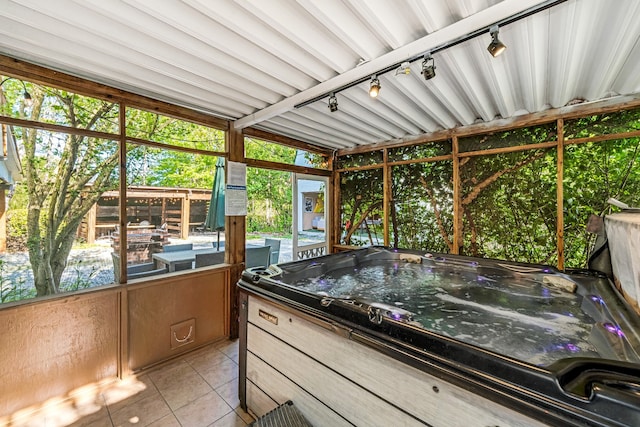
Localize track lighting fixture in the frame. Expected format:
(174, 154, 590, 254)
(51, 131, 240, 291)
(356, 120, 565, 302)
(369, 76, 381, 98)
(296, 0, 569, 110)
(421, 54, 436, 80)
(328, 93, 338, 112)
(395, 61, 411, 76)
(487, 25, 506, 57)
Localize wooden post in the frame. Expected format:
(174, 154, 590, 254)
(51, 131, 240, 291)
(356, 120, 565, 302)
(117, 103, 130, 378)
(332, 153, 341, 251)
(557, 119, 564, 270)
(326, 152, 336, 250)
(180, 193, 190, 240)
(118, 104, 128, 283)
(227, 123, 245, 339)
(0, 125, 7, 253)
(383, 148, 390, 247)
(86, 202, 97, 244)
(161, 198, 167, 226)
(0, 186, 6, 253)
(1, 123, 7, 158)
(452, 135, 461, 254)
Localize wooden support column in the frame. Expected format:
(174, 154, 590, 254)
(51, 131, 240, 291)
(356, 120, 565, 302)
(180, 194, 190, 240)
(118, 104, 128, 283)
(332, 155, 342, 251)
(452, 136, 461, 254)
(557, 119, 565, 270)
(325, 153, 342, 253)
(383, 148, 391, 247)
(0, 125, 7, 253)
(0, 186, 6, 253)
(117, 103, 130, 378)
(227, 123, 245, 339)
(86, 202, 97, 244)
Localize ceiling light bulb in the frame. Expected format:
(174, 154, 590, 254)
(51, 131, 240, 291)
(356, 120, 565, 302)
(487, 25, 506, 57)
(369, 76, 381, 98)
(421, 54, 436, 80)
(328, 93, 338, 112)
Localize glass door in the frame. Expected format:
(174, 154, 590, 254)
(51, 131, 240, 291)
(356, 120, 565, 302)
(292, 174, 329, 260)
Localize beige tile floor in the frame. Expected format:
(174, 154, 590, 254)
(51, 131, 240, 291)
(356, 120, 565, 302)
(8, 339, 253, 427)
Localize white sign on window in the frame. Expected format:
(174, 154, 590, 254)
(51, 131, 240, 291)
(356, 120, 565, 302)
(226, 161, 247, 216)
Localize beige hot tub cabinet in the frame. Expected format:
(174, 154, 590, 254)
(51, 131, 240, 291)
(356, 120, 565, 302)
(238, 292, 546, 427)
(240, 293, 544, 427)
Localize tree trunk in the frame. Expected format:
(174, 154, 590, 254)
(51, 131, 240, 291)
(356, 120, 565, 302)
(344, 201, 382, 244)
(420, 177, 453, 251)
(391, 199, 399, 248)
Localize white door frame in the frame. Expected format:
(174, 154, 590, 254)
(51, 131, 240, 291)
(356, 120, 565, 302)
(292, 173, 329, 260)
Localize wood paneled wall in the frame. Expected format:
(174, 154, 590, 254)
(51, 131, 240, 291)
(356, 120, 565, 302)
(0, 267, 230, 421)
(128, 269, 229, 370)
(0, 289, 119, 417)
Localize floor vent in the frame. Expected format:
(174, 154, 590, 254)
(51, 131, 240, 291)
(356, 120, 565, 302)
(249, 401, 313, 427)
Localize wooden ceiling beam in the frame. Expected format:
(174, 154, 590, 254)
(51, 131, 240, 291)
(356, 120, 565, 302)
(245, 158, 331, 176)
(337, 93, 640, 156)
(243, 127, 333, 156)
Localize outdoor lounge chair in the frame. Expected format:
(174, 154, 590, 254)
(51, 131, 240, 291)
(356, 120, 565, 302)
(111, 253, 168, 282)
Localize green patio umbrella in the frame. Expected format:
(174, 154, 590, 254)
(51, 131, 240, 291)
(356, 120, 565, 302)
(205, 157, 225, 249)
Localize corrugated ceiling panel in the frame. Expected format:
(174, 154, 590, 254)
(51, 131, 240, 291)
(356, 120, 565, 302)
(1, 0, 640, 149)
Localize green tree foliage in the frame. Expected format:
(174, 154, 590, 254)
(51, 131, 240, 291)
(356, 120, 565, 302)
(460, 149, 557, 263)
(562, 109, 640, 267)
(340, 113, 640, 266)
(125, 108, 224, 189)
(564, 138, 640, 267)
(391, 161, 453, 252)
(3, 83, 120, 296)
(246, 168, 292, 234)
(127, 146, 218, 189)
(339, 167, 383, 245)
(125, 107, 225, 151)
(245, 138, 296, 234)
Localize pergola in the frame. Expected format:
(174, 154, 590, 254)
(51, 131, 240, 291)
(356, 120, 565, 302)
(2, 0, 640, 422)
(81, 186, 214, 243)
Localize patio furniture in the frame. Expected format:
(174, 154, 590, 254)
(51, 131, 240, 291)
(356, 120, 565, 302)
(163, 243, 194, 270)
(111, 226, 169, 264)
(111, 253, 168, 282)
(264, 238, 281, 265)
(163, 243, 193, 252)
(195, 251, 225, 268)
(153, 244, 267, 272)
(153, 248, 215, 272)
(246, 246, 271, 268)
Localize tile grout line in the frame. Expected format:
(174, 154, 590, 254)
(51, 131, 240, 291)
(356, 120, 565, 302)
(147, 359, 202, 425)
(186, 349, 238, 426)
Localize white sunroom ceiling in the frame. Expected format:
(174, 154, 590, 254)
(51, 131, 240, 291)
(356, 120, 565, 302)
(1, 0, 640, 151)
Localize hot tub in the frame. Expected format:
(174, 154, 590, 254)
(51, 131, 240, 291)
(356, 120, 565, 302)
(238, 247, 640, 426)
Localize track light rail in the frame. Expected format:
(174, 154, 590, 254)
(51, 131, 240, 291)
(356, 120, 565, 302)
(293, 0, 566, 110)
